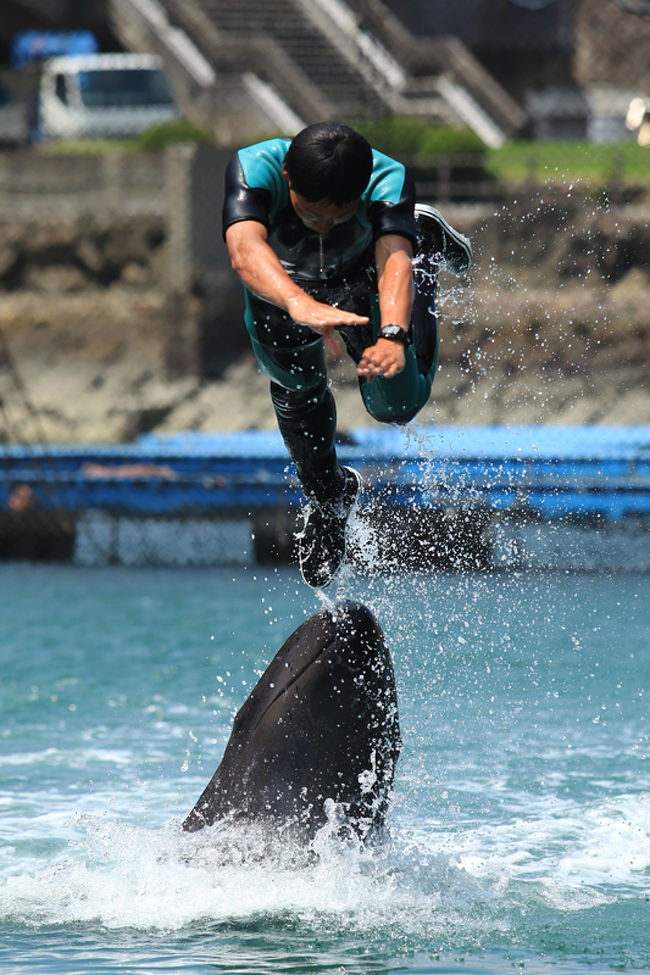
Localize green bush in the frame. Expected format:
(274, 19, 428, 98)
(48, 119, 214, 155)
(134, 118, 214, 151)
(354, 117, 485, 157)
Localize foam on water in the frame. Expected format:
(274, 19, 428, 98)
(1, 783, 648, 940)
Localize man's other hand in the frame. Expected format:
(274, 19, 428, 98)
(357, 337, 406, 381)
(286, 294, 369, 332)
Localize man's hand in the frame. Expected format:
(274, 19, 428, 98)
(357, 337, 406, 381)
(286, 294, 368, 332)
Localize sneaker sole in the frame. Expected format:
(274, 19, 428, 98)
(415, 203, 472, 275)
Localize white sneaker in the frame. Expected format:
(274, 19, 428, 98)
(415, 203, 472, 275)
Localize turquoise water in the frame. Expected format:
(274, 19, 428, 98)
(1, 562, 649, 974)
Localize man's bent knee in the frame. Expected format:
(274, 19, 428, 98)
(359, 352, 433, 426)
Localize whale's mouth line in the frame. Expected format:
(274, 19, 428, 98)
(249, 628, 340, 735)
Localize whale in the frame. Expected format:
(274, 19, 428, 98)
(183, 600, 401, 840)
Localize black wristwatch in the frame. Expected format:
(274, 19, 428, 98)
(379, 324, 411, 346)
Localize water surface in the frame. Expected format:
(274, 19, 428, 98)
(1, 563, 648, 973)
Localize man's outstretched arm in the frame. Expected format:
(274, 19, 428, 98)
(225, 221, 369, 334)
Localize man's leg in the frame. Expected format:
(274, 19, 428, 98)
(245, 290, 343, 502)
(338, 206, 471, 427)
(244, 290, 361, 587)
(269, 381, 341, 502)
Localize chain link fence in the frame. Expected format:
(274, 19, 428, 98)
(0, 0, 648, 566)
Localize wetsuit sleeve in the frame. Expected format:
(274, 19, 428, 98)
(222, 151, 272, 238)
(367, 151, 417, 248)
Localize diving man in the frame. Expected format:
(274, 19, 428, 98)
(223, 122, 471, 587)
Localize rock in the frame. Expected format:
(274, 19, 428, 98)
(0, 198, 648, 443)
(609, 267, 650, 299)
(22, 265, 91, 294)
(120, 262, 150, 287)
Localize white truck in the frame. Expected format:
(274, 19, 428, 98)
(35, 52, 180, 141)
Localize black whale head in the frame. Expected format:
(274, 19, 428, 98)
(183, 600, 401, 840)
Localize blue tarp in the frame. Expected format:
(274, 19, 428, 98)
(135, 425, 650, 463)
(1, 426, 649, 521)
(11, 31, 98, 69)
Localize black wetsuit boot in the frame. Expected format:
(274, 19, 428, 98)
(296, 465, 362, 589)
(270, 381, 361, 588)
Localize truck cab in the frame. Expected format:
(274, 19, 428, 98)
(36, 52, 180, 141)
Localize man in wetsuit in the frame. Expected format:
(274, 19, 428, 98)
(223, 121, 471, 588)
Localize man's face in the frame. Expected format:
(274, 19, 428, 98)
(287, 188, 359, 234)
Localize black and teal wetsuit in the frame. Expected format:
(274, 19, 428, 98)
(223, 138, 438, 502)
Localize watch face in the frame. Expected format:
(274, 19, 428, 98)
(381, 325, 407, 343)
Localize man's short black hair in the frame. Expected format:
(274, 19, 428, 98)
(284, 122, 373, 206)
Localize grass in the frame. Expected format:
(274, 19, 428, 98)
(46, 138, 140, 154)
(44, 124, 650, 192)
(484, 140, 650, 188)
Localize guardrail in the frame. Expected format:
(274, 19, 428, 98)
(1, 426, 648, 569)
(2, 427, 649, 515)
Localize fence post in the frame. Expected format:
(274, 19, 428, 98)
(102, 154, 123, 216)
(611, 152, 624, 206)
(163, 143, 200, 378)
(437, 156, 452, 202)
(165, 143, 197, 292)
